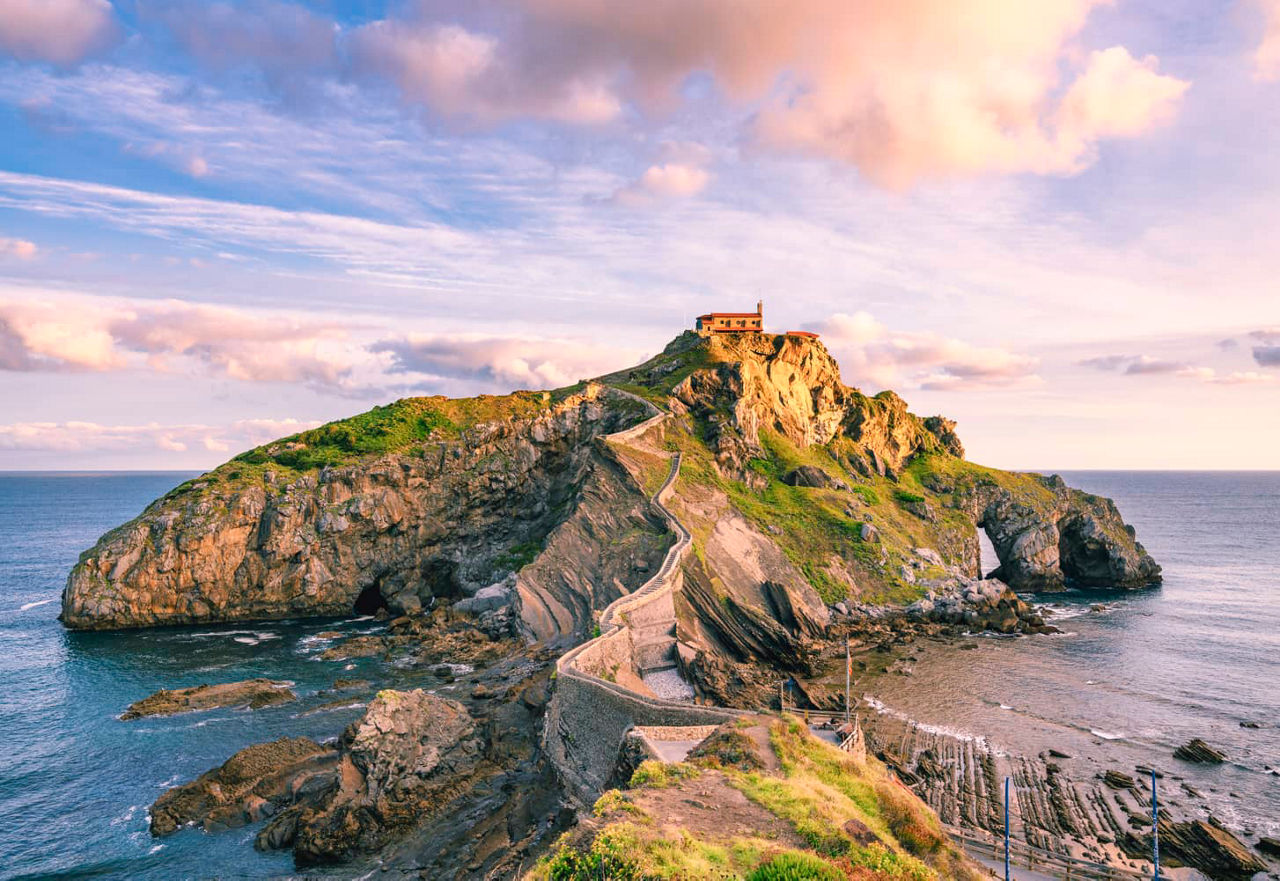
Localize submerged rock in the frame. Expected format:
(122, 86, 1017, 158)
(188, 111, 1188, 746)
(121, 679, 295, 720)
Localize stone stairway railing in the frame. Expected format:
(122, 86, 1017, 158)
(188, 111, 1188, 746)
(544, 395, 742, 806)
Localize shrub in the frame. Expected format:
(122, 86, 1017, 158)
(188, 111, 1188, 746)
(746, 851, 844, 881)
(628, 760, 699, 789)
(892, 489, 925, 504)
(873, 781, 946, 857)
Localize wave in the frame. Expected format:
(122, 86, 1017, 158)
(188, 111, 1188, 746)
(1089, 728, 1126, 740)
(861, 695, 1002, 753)
(18, 597, 57, 612)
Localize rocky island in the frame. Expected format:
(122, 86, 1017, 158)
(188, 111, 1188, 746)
(60, 328, 1268, 880)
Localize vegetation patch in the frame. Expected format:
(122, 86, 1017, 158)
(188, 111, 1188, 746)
(629, 760, 701, 790)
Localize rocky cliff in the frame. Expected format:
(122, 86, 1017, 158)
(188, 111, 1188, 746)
(62, 385, 667, 641)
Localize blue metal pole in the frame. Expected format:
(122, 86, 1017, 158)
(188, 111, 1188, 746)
(1005, 776, 1011, 881)
(1152, 770, 1160, 880)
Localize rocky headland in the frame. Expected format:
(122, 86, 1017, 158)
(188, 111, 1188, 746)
(62, 329, 1256, 880)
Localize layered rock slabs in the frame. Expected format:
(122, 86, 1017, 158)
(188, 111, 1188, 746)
(61, 385, 670, 642)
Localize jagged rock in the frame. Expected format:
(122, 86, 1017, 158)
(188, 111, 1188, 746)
(859, 522, 880, 543)
(1257, 836, 1280, 857)
(281, 689, 483, 865)
(1174, 739, 1226, 764)
(151, 737, 337, 835)
(1122, 818, 1266, 881)
(781, 465, 847, 490)
(122, 679, 295, 720)
(1104, 770, 1137, 789)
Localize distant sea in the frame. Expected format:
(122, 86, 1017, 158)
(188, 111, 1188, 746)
(0, 471, 1277, 879)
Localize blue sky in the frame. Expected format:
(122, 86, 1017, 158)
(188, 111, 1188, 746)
(1, 0, 1278, 470)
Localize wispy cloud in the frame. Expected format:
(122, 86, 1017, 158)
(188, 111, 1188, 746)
(0, 417, 321, 455)
(372, 333, 641, 392)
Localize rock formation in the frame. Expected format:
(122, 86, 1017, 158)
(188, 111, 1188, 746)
(151, 737, 337, 835)
(62, 385, 666, 642)
(282, 689, 484, 865)
(122, 679, 296, 720)
(64, 332, 1158, 640)
(76, 328, 1167, 876)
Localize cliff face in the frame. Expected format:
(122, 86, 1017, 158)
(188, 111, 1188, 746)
(62, 385, 665, 636)
(63, 330, 1158, 638)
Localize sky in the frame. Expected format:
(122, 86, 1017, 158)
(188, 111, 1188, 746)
(0, 0, 1278, 471)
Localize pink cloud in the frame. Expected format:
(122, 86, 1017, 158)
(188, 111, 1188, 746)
(350, 20, 621, 125)
(0, 0, 117, 66)
(813, 311, 1040, 391)
(372, 332, 640, 391)
(0, 294, 360, 390)
(347, 0, 1188, 187)
(1258, 0, 1280, 80)
(0, 237, 37, 259)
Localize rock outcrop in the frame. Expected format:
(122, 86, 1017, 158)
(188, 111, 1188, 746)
(258, 689, 484, 865)
(122, 679, 296, 719)
(1121, 818, 1268, 881)
(1174, 738, 1227, 764)
(151, 737, 337, 835)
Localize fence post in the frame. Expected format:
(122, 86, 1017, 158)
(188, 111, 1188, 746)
(1004, 776, 1011, 881)
(1151, 770, 1160, 880)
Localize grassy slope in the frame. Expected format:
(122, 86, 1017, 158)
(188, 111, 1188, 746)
(155, 384, 650, 507)
(528, 717, 981, 881)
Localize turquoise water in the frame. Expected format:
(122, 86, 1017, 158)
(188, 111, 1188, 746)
(0, 471, 1277, 878)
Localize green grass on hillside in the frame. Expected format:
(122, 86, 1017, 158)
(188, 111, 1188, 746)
(528, 719, 982, 881)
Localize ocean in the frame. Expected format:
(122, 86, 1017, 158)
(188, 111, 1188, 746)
(0, 471, 1277, 878)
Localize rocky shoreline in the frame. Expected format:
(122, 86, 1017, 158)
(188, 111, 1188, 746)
(844, 629, 1275, 881)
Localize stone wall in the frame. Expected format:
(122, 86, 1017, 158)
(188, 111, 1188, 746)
(544, 406, 744, 807)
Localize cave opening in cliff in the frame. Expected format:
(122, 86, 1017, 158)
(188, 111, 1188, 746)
(353, 582, 388, 615)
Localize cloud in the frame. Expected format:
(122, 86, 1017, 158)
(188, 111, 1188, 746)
(0, 0, 117, 66)
(0, 293, 363, 391)
(349, 19, 621, 125)
(812, 311, 1039, 391)
(0, 237, 37, 259)
(612, 157, 711, 204)
(0, 417, 321, 454)
(371, 333, 640, 391)
(1079, 353, 1195, 375)
(337, 0, 1187, 187)
(1258, 0, 1280, 80)
(143, 0, 338, 84)
(1254, 344, 1280, 366)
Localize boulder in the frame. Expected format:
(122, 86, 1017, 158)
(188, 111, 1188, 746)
(780, 465, 846, 490)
